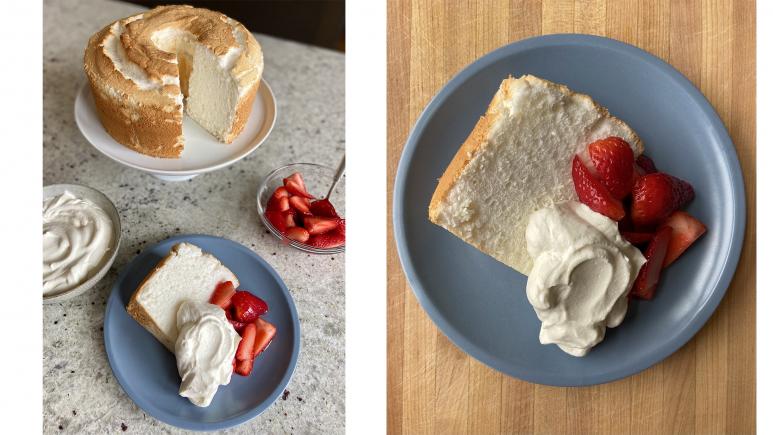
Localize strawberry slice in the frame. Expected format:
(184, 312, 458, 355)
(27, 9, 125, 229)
(289, 196, 311, 213)
(234, 357, 254, 376)
(236, 322, 257, 361)
(229, 318, 248, 334)
(587, 137, 634, 199)
(265, 210, 288, 232)
(631, 173, 695, 228)
(232, 291, 269, 323)
(621, 231, 654, 245)
(253, 318, 277, 357)
(285, 226, 310, 243)
(282, 210, 297, 229)
(572, 155, 625, 221)
(209, 281, 236, 309)
(283, 173, 315, 199)
(266, 195, 290, 213)
(304, 216, 339, 235)
(272, 186, 290, 199)
(661, 211, 707, 267)
(636, 155, 658, 174)
(335, 219, 345, 236)
(631, 226, 673, 300)
(307, 231, 345, 248)
(309, 199, 339, 218)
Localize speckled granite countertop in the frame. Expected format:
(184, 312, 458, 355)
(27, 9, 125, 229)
(43, 0, 344, 433)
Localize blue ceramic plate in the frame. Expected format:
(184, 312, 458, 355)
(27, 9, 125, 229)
(104, 234, 300, 430)
(393, 34, 745, 386)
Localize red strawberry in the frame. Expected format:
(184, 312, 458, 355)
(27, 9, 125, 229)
(621, 231, 654, 245)
(236, 323, 257, 361)
(587, 137, 634, 199)
(229, 319, 248, 334)
(289, 196, 311, 213)
(234, 357, 254, 376)
(209, 281, 235, 309)
(307, 231, 345, 248)
(265, 210, 287, 232)
(282, 210, 297, 229)
(631, 173, 695, 228)
(283, 173, 315, 199)
(661, 211, 707, 267)
(272, 186, 290, 199)
(285, 226, 310, 243)
(266, 195, 290, 213)
(631, 226, 673, 300)
(334, 219, 345, 236)
(571, 155, 625, 221)
(309, 199, 339, 218)
(232, 291, 269, 323)
(636, 155, 658, 174)
(253, 318, 277, 357)
(304, 216, 339, 235)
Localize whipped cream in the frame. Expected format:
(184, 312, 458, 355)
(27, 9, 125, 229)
(525, 201, 645, 356)
(43, 191, 113, 296)
(175, 301, 240, 407)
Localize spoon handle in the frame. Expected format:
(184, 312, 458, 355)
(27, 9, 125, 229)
(325, 156, 345, 200)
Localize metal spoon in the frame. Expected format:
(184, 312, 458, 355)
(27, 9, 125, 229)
(325, 156, 345, 200)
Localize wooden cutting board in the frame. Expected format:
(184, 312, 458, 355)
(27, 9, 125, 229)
(387, 1, 756, 433)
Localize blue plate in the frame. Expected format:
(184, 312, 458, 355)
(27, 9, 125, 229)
(393, 34, 745, 386)
(104, 234, 300, 430)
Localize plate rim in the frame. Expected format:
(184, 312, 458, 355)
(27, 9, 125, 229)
(74, 78, 278, 176)
(392, 33, 746, 386)
(103, 234, 301, 430)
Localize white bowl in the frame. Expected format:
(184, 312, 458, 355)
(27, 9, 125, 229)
(42, 184, 122, 304)
(74, 79, 277, 182)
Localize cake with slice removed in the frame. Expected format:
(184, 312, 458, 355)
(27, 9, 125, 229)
(428, 75, 643, 275)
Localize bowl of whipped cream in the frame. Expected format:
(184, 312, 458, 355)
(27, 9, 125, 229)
(43, 184, 122, 304)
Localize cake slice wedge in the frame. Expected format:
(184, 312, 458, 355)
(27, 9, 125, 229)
(126, 242, 239, 351)
(428, 75, 643, 275)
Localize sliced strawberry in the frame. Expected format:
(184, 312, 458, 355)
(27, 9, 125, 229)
(229, 318, 248, 334)
(282, 210, 297, 229)
(234, 357, 254, 376)
(272, 186, 290, 199)
(631, 173, 695, 228)
(284, 172, 307, 192)
(661, 211, 707, 267)
(587, 137, 634, 199)
(622, 231, 654, 245)
(636, 155, 658, 174)
(334, 219, 345, 236)
(304, 216, 339, 235)
(266, 194, 290, 213)
(283, 173, 315, 199)
(253, 318, 277, 357)
(236, 323, 257, 361)
(307, 231, 345, 248)
(209, 281, 236, 309)
(631, 226, 673, 300)
(309, 199, 339, 218)
(289, 196, 311, 213)
(232, 291, 269, 323)
(285, 226, 310, 243)
(265, 210, 287, 232)
(572, 155, 625, 221)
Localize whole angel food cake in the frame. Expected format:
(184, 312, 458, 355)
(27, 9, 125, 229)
(83, 5, 264, 158)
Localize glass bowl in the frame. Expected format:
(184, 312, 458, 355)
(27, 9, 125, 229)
(257, 163, 345, 254)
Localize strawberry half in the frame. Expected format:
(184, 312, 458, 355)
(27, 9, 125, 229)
(234, 357, 254, 376)
(572, 155, 625, 221)
(229, 319, 248, 335)
(232, 291, 269, 323)
(621, 231, 654, 245)
(307, 231, 345, 248)
(661, 211, 707, 267)
(636, 155, 658, 174)
(631, 173, 695, 228)
(587, 137, 634, 199)
(631, 225, 673, 300)
(236, 323, 257, 361)
(209, 281, 236, 309)
(304, 216, 339, 235)
(289, 196, 311, 214)
(309, 198, 339, 218)
(253, 318, 277, 357)
(283, 173, 315, 199)
(265, 210, 288, 232)
(282, 210, 297, 229)
(266, 195, 290, 213)
(285, 226, 310, 243)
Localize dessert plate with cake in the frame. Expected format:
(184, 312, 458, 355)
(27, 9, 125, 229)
(104, 235, 300, 430)
(76, 6, 276, 181)
(393, 34, 745, 385)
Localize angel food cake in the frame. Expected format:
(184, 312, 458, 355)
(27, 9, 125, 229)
(429, 75, 706, 356)
(84, 5, 264, 158)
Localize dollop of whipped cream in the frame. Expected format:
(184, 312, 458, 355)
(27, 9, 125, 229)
(43, 191, 113, 296)
(525, 201, 646, 357)
(175, 301, 240, 407)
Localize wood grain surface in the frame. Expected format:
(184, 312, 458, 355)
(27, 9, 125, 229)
(386, 1, 756, 434)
